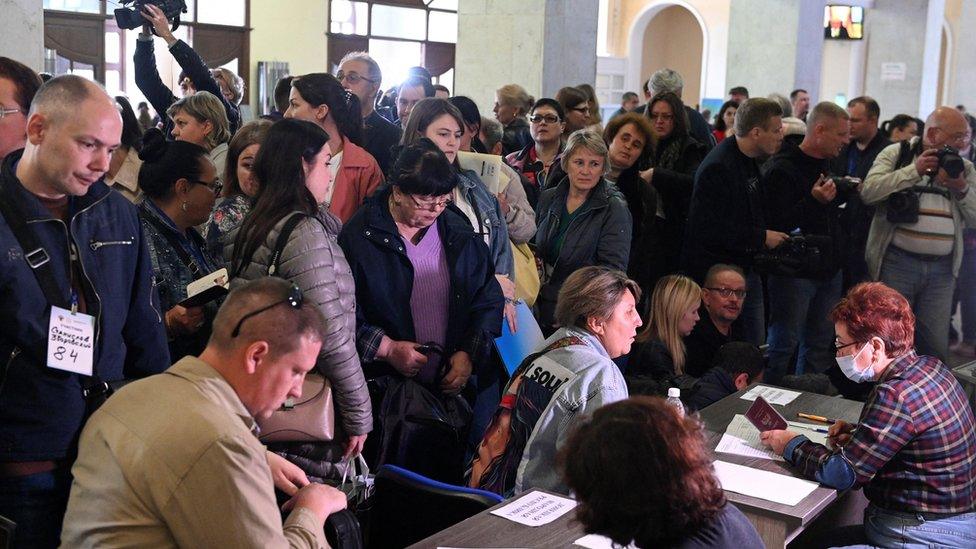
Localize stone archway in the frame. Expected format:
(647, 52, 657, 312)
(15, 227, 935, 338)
(626, 1, 707, 106)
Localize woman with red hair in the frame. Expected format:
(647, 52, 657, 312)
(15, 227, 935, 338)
(762, 282, 976, 547)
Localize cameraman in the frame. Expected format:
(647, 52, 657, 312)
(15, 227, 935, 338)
(762, 102, 852, 383)
(862, 106, 976, 361)
(134, 3, 241, 138)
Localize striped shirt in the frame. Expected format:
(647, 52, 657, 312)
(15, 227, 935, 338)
(891, 192, 955, 255)
(785, 352, 976, 514)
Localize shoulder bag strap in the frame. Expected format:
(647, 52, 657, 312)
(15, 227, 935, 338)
(267, 213, 310, 277)
(0, 180, 70, 309)
(138, 208, 204, 278)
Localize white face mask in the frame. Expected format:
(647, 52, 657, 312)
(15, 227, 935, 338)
(836, 342, 876, 383)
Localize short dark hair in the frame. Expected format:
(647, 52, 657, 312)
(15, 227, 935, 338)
(448, 96, 481, 127)
(274, 75, 294, 114)
(712, 342, 763, 380)
(734, 97, 783, 136)
(622, 91, 638, 103)
(603, 112, 653, 157)
(390, 138, 458, 196)
(728, 86, 749, 98)
(848, 96, 880, 121)
(530, 98, 565, 121)
(400, 75, 435, 99)
(790, 89, 808, 100)
(210, 277, 327, 356)
(560, 396, 726, 547)
(0, 56, 42, 112)
(137, 128, 209, 200)
(433, 84, 450, 95)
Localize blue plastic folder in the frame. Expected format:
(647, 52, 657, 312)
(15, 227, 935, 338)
(494, 301, 546, 375)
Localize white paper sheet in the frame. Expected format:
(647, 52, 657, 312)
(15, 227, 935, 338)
(574, 534, 637, 549)
(489, 491, 577, 527)
(715, 414, 785, 461)
(786, 421, 830, 446)
(740, 385, 802, 406)
(713, 460, 819, 506)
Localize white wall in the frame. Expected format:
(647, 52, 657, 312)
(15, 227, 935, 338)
(249, 0, 330, 107)
(2, 0, 44, 71)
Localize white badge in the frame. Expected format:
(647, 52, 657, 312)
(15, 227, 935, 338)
(47, 305, 95, 376)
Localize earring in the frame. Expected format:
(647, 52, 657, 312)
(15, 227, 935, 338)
(181, 201, 188, 212)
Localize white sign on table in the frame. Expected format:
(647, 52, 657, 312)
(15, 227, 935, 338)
(740, 385, 801, 406)
(489, 491, 577, 527)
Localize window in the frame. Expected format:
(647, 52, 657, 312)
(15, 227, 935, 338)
(43, 1, 251, 110)
(328, 0, 458, 91)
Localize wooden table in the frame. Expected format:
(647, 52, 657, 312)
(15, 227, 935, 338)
(411, 384, 866, 548)
(699, 384, 866, 548)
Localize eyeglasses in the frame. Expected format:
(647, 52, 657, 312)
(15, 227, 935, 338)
(408, 194, 453, 211)
(193, 179, 223, 195)
(704, 287, 747, 299)
(649, 113, 674, 122)
(834, 340, 859, 352)
(0, 107, 21, 120)
(231, 284, 304, 337)
(529, 114, 560, 125)
(336, 71, 377, 85)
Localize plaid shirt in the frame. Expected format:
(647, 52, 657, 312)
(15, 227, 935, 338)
(786, 352, 976, 514)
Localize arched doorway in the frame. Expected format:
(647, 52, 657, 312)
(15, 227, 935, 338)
(627, 1, 706, 107)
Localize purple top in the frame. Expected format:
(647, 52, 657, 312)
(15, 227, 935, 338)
(405, 220, 451, 383)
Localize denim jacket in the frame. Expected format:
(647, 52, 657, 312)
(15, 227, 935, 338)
(456, 168, 514, 278)
(139, 199, 221, 360)
(514, 326, 629, 494)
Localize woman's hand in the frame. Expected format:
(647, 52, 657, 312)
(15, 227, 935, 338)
(440, 351, 473, 395)
(343, 434, 367, 459)
(759, 429, 799, 456)
(267, 451, 310, 496)
(165, 304, 204, 336)
(377, 337, 428, 377)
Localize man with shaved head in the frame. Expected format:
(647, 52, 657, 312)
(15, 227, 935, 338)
(61, 278, 348, 548)
(862, 106, 976, 360)
(0, 75, 169, 548)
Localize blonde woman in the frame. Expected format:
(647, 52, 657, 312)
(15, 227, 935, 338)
(494, 83, 534, 155)
(166, 91, 231, 180)
(628, 275, 702, 393)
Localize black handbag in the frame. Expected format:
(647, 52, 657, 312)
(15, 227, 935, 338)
(369, 375, 473, 485)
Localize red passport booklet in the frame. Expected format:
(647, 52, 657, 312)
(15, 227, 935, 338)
(744, 395, 788, 432)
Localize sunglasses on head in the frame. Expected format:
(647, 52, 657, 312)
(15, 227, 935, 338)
(231, 283, 304, 338)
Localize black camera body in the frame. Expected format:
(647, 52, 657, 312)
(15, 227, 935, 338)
(754, 233, 832, 277)
(886, 184, 953, 224)
(829, 175, 861, 196)
(933, 145, 965, 179)
(114, 0, 188, 31)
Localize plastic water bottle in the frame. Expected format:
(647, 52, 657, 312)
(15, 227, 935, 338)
(667, 387, 685, 417)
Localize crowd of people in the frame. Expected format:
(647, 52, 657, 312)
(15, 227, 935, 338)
(1, 7, 975, 547)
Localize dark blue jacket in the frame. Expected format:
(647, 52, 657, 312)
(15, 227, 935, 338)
(337, 187, 504, 380)
(0, 151, 170, 461)
(686, 367, 739, 412)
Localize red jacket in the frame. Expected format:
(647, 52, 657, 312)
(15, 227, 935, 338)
(329, 139, 384, 223)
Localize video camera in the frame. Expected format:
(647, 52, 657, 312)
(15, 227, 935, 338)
(114, 0, 188, 31)
(754, 233, 832, 277)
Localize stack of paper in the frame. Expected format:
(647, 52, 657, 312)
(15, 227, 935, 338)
(740, 385, 801, 405)
(713, 460, 819, 505)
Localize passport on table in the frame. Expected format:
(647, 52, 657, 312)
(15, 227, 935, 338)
(744, 395, 788, 432)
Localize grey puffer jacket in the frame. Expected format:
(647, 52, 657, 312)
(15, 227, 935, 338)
(224, 207, 372, 437)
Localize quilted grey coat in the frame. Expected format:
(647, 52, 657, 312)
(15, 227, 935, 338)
(225, 206, 371, 437)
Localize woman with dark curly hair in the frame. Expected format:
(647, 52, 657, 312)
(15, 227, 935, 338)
(560, 396, 761, 548)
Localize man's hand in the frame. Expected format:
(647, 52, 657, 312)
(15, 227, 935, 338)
(140, 4, 177, 45)
(377, 338, 428, 377)
(165, 305, 204, 336)
(759, 429, 800, 456)
(935, 169, 969, 194)
(267, 451, 310, 496)
(810, 174, 837, 204)
(342, 434, 367, 460)
(440, 351, 473, 395)
(827, 420, 856, 450)
(282, 483, 348, 521)
(764, 230, 789, 249)
(914, 148, 940, 177)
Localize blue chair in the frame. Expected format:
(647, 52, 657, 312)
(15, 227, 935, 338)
(366, 464, 503, 548)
